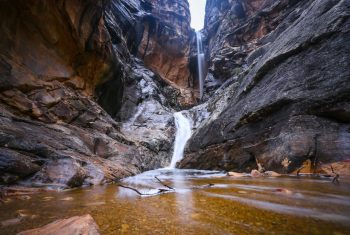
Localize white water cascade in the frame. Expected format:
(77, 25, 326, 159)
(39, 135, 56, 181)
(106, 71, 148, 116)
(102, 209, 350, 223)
(169, 112, 192, 168)
(196, 31, 205, 100)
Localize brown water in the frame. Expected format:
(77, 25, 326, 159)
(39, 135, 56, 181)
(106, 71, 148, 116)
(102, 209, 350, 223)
(1, 169, 350, 235)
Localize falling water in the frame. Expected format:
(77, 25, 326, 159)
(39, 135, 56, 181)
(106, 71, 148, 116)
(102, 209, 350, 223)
(169, 112, 192, 168)
(196, 31, 205, 100)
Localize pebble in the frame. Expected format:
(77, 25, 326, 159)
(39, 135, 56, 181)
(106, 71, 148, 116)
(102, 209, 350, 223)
(238, 191, 248, 194)
(42, 196, 54, 201)
(227, 172, 245, 177)
(265, 171, 282, 177)
(60, 197, 74, 201)
(251, 170, 264, 177)
(275, 188, 293, 195)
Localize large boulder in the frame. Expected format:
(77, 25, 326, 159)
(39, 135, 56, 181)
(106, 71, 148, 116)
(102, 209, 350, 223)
(17, 214, 100, 235)
(0, 148, 40, 184)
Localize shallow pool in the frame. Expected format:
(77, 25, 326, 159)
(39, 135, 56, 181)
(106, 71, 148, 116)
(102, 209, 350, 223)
(1, 169, 350, 234)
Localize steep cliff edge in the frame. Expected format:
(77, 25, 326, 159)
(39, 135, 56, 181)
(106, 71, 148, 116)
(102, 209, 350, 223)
(0, 0, 193, 188)
(180, 0, 350, 175)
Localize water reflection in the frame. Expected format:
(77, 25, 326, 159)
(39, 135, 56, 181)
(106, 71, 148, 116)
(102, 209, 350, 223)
(1, 170, 350, 235)
(172, 169, 193, 225)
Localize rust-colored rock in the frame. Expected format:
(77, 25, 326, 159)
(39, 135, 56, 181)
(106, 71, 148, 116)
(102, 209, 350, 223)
(138, 0, 197, 106)
(0, 0, 180, 188)
(17, 214, 100, 235)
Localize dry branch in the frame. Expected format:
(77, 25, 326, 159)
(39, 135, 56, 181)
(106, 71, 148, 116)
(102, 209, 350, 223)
(330, 165, 340, 185)
(296, 166, 305, 177)
(118, 181, 215, 197)
(154, 176, 175, 190)
(118, 184, 173, 196)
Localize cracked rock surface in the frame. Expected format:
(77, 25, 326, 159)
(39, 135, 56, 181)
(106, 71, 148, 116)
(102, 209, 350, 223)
(179, 0, 350, 175)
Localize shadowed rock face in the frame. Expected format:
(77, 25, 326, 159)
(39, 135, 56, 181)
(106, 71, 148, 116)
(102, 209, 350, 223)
(0, 0, 130, 186)
(0, 0, 127, 117)
(0, 0, 184, 188)
(203, 0, 305, 82)
(179, 0, 350, 174)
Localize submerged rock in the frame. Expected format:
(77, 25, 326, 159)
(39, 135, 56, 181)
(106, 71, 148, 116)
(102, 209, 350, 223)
(17, 214, 100, 235)
(264, 171, 282, 177)
(227, 172, 246, 177)
(1, 217, 23, 228)
(251, 170, 264, 178)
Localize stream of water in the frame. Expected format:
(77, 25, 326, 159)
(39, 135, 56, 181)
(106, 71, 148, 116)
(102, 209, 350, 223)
(169, 112, 192, 168)
(1, 112, 350, 234)
(1, 171, 350, 234)
(196, 31, 205, 100)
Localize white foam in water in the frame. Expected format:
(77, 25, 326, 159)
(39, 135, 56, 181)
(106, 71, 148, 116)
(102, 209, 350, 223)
(169, 112, 192, 168)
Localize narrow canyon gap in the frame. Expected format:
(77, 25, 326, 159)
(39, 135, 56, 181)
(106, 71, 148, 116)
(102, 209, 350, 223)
(0, 0, 349, 234)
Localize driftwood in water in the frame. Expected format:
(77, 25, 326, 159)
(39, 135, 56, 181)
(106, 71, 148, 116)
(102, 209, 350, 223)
(296, 166, 305, 177)
(154, 176, 175, 190)
(0, 187, 4, 204)
(330, 165, 340, 184)
(118, 177, 215, 196)
(118, 184, 173, 196)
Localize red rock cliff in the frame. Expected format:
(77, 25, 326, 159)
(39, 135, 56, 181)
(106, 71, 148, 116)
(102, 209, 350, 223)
(0, 0, 179, 188)
(138, 0, 196, 105)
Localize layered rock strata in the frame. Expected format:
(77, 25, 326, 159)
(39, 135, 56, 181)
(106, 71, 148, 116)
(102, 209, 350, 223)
(0, 0, 192, 188)
(138, 0, 197, 105)
(180, 0, 350, 175)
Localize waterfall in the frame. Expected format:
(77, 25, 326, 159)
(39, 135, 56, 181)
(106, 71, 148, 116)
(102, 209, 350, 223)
(169, 112, 192, 168)
(196, 31, 205, 100)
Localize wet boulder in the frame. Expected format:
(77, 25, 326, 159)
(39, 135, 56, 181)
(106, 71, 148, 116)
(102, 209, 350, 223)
(30, 159, 87, 188)
(0, 148, 40, 184)
(17, 214, 100, 235)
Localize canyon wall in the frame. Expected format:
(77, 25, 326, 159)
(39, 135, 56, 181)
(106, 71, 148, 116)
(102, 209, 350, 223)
(180, 0, 350, 175)
(2, 0, 348, 189)
(0, 0, 193, 188)
(138, 0, 197, 105)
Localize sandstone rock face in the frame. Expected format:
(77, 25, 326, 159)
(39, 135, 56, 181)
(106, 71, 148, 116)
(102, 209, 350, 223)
(0, 0, 182, 188)
(17, 214, 100, 235)
(105, 0, 197, 106)
(138, 0, 197, 106)
(0, 0, 127, 117)
(179, 0, 350, 174)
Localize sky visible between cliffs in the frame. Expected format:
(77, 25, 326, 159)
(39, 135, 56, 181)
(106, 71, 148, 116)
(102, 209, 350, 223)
(188, 0, 206, 30)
